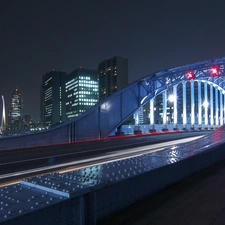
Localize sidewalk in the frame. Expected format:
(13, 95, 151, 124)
(98, 159, 225, 225)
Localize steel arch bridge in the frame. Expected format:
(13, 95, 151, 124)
(68, 56, 225, 140)
(2, 56, 225, 149)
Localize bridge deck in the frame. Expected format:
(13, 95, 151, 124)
(98, 158, 225, 225)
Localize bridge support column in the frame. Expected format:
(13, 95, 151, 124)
(204, 82, 208, 129)
(198, 81, 202, 130)
(210, 84, 214, 129)
(173, 85, 178, 130)
(149, 98, 156, 132)
(223, 91, 225, 124)
(182, 81, 187, 130)
(215, 86, 219, 126)
(191, 80, 195, 130)
(162, 90, 168, 131)
(224, 92, 225, 125)
(220, 89, 223, 126)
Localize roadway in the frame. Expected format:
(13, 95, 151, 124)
(0, 130, 211, 185)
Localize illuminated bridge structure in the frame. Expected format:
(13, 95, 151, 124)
(2, 56, 225, 149)
(2, 57, 225, 224)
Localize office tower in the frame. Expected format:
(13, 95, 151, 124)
(98, 56, 128, 101)
(65, 68, 98, 120)
(40, 70, 67, 127)
(8, 88, 23, 130)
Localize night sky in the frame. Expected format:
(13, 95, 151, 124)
(1, 0, 225, 123)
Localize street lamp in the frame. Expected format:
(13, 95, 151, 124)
(168, 94, 176, 102)
(203, 100, 209, 108)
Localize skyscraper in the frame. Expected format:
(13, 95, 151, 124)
(8, 88, 23, 130)
(98, 56, 128, 101)
(40, 70, 67, 127)
(65, 68, 98, 120)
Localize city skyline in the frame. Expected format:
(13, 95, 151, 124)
(1, 1, 225, 122)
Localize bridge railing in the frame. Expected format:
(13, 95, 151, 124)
(0, 122, 217, 151)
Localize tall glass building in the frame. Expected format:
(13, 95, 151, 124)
(65, 68, 98, 120)
(40, 70, 67, 127)
(8, 88, 23, 130)
(98, 56, 128, 101)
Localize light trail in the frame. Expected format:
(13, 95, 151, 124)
(0, 136, 202, 186)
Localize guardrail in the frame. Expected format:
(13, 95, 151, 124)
(1, 125, 225, 225)
(0, 123, 217, 151)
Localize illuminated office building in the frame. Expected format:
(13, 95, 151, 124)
(98, 56, 128, 101)
(8, 88, 23, 130)
(40, 70, 67, 127)
(65, 68, 98, 120)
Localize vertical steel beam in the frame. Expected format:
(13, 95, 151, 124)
(204, 82, 208, 126)
(150, 98, 154, 125)
(210, 84, 214, 126)
(182, 81, 187, 128)
(191, 80, 195, 125)
(173, 85, 178, 125)
(163, 90, 167, 125)
(220, 89, 223, 125)
(215, 86, 219, 126)
(224, 92, 225, 124)
(198, 81, 202, 125)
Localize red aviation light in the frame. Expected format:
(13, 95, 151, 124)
(185, 71, 195, 80)
(210, 66, 219, 76)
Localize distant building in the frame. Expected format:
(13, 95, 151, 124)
(22, 114, 35, 130)
(98, 56, 128, 101)
(140, 102, 150, 125)
(8, 88, 23, 130)
(65, 68, 98, 120)
(40, 70, 67, 127)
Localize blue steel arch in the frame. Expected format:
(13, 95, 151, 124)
(69, 56, 225, 140)
(2, 57, 225, 149)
